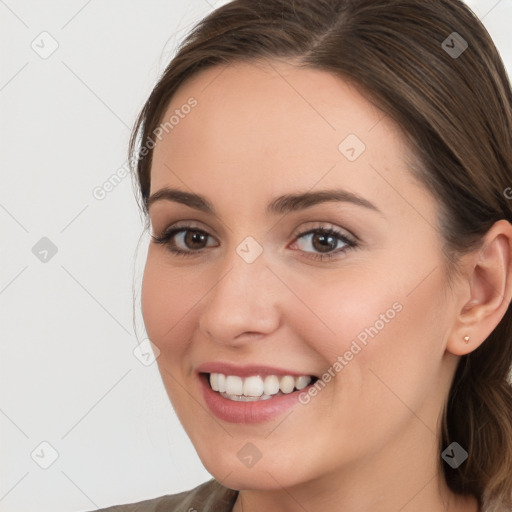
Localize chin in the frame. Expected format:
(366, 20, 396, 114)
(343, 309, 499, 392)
(210, 469, 297, 492)
(200, 451, 311, 491)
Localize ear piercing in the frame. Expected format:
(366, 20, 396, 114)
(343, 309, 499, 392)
(463, 335, 470, 344)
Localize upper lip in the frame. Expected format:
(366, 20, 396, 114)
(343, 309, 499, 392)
(196, 362, 318, 378)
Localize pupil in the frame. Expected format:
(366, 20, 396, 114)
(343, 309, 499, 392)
(313, 233, 336, 253)
(186, 231, 206, 248)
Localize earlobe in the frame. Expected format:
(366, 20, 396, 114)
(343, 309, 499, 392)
(446, 219, 512, 357)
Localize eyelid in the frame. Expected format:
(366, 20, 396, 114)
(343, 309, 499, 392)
(290, 221, 357, 242)
(153, 219, 219, 239)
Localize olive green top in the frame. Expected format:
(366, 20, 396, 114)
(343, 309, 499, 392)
(84, 478, 238, 512)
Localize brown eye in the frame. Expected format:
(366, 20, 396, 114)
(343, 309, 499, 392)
(151, 225, 218, 256)
(182, 230, 209, 250)
(292, 228, 355, 254)
(310, 231, 339, 253)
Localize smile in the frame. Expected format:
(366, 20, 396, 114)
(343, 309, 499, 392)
(208, 372, 319, 401)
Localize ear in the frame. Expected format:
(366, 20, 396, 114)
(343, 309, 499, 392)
(447, 219, 512, 356)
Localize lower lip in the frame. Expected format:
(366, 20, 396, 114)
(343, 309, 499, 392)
(199, 373, 314, 424)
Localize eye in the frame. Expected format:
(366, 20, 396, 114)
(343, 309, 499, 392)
(288, 225, 358, 261)
(151, 222, 218, 257)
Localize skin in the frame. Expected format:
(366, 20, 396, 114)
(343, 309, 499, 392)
(141, 59, 512, 512)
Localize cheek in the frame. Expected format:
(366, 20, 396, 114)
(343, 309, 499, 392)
(140, 254, 203, 407)
(339, 269, 448, 425)
(287, 257, 445, 391)
(140, 252, 202, 350)
(284, 267, 405, 362)
(286, 266, 447, 456)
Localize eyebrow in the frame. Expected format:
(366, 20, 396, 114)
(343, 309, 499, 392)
(147, 186, 382, 216)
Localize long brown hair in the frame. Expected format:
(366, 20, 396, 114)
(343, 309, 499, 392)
(129, 1, 512, 509)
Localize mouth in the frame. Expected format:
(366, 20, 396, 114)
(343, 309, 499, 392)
(200, 372, 320, 402)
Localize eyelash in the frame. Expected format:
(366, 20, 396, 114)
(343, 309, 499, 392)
(150, 222, 358, 262)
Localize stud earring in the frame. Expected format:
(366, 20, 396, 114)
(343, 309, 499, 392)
(463, 335, 470, 344)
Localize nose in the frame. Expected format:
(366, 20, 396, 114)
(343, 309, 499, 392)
(198, 244, 281, 347)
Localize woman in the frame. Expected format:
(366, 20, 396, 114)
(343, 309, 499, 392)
(87, 0, 512, 510)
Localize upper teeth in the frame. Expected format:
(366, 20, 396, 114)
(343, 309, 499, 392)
(209, 373, 312, 397)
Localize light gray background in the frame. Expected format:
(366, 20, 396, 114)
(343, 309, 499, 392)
(0, 1, 510, 511)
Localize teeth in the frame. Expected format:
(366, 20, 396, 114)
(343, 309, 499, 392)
(225, 375, 243, 395)
(210, 373, 226, 392)
(295, 375, 311, 390)
(263, 375, 280, 395)
(243, 376, 264, 397)
(279, 375, 295, 394)
(208, 373, 313, 398)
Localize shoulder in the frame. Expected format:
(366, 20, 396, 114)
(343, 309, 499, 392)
(81, 478, 238, 512)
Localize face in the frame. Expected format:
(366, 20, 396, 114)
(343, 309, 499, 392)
(141, 59, 460, 491)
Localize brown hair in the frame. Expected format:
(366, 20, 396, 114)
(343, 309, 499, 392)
(129, 0, 512, 509)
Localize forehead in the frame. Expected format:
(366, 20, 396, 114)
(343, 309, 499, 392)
(149, 60, 425, 218)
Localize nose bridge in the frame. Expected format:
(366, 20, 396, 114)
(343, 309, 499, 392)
(199, 235, 279, 343)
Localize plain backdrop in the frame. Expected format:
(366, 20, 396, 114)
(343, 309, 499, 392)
(0, 1, 511, 511)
